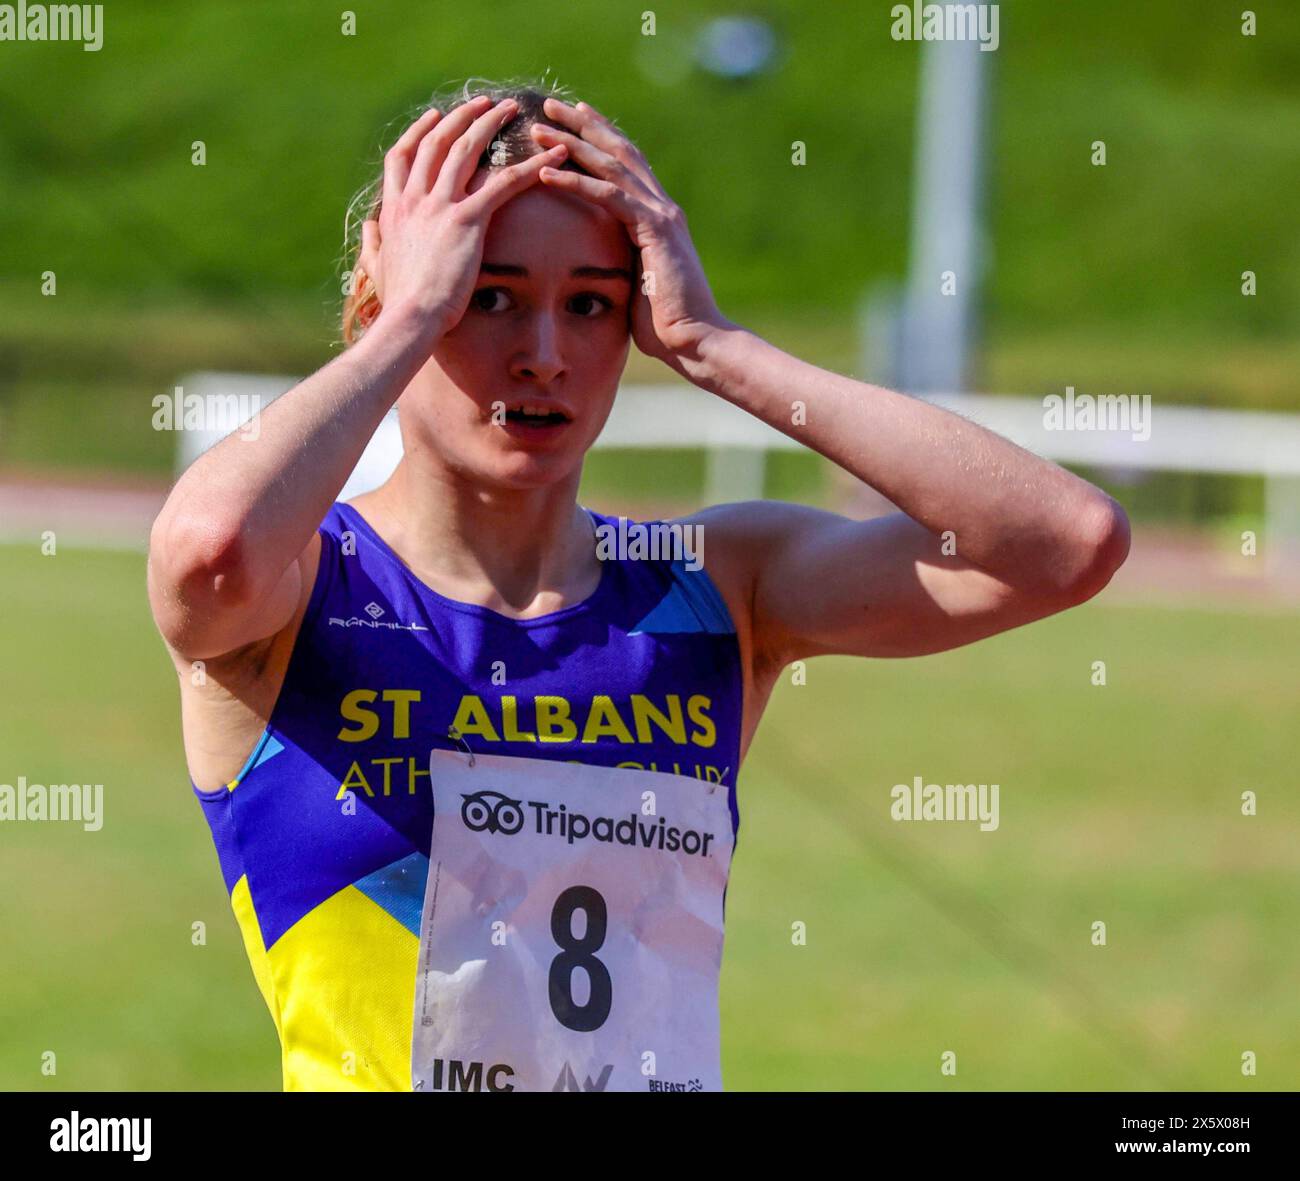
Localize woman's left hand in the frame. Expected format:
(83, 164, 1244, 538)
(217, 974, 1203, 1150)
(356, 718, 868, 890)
(530, 98, 736, 375)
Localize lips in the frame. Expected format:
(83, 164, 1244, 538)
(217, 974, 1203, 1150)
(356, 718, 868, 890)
(496, 399, 575, 438)
(502, 400, 573, 424)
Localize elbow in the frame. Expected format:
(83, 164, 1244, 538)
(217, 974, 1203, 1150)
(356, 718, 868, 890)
(1056, 494, 1131, 606)
(147, 511, 256, 638)
(152, 511, 249, 595)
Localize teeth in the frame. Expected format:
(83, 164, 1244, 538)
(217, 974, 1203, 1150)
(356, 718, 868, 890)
(513, 404, 564, 419)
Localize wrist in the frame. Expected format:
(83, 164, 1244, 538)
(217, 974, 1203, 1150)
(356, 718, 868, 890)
(675, 320, 762, 398)
(356, 301, 448, 371)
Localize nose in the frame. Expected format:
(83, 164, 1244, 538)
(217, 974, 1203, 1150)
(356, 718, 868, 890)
(509, 311, 566, 385)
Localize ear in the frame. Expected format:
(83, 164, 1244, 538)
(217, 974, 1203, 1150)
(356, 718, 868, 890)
(357, 218, 383, 306)
(357, 286, 380, 329)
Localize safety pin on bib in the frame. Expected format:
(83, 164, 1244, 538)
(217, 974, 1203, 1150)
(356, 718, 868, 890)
(445, 726, 476, 768)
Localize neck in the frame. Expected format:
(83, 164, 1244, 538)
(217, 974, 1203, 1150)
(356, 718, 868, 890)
(358, 454, 600, 619)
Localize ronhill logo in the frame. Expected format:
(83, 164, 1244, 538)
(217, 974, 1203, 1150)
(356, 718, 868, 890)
(328, 601, 429, 631)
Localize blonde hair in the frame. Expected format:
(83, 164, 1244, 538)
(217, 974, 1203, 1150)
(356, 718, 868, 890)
(337, 74, 592, 348)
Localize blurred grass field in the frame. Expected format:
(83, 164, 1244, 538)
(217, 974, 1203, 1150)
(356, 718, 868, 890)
(3, 0, 1298, 1096)
(3, 541, 1296, 1091)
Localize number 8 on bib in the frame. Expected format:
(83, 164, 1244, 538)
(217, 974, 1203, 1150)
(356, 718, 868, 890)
(412, 749, 735, 1092)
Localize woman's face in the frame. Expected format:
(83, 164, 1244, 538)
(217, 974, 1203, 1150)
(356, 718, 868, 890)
(401, 172, 635, 491)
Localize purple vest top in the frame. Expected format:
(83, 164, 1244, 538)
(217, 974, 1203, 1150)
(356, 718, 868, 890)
(195, 500, 743, 959)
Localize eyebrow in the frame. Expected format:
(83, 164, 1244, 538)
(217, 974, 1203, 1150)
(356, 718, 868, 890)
(480, 263, 633, 282)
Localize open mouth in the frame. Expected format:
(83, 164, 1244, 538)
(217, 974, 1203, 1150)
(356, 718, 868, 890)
(502, 403, 573, 427)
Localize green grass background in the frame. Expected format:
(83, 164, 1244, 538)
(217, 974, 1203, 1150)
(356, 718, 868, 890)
(0, 0, 1298, 485)
(2, 544, 1295, 1091)
(2, 0, 1297, 1092)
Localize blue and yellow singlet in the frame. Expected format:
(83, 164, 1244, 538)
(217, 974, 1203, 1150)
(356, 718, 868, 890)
(193, 500, 743, 1090)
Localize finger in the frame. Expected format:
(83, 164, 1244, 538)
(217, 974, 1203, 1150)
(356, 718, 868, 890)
(529, 122, 658, 202)
(434, 98, 521, 200)
(553, 96, 619, 133)
(541, 97, 662, 194)
(460, 144, 568, 218)
(536, 165, 644, 229)
(407, 94, 494, 196)
(575, 99, 618, 129)
(381, 106, 445, 211)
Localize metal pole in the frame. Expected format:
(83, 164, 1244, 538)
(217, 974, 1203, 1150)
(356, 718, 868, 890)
(897, 36, 990, 396)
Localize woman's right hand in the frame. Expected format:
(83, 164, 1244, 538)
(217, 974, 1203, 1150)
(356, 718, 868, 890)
(356, 95, 568, 345)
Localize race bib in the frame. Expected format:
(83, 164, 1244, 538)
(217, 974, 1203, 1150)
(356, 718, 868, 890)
(412, 748, 734, 1093)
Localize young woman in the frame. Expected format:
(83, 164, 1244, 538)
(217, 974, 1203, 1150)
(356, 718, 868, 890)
(147, 81, 1130, 1092)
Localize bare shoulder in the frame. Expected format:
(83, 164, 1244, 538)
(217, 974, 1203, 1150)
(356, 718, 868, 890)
(664, 501, 819, 758)
(667, 499, 836, 604)
(667, 498, 876, 672)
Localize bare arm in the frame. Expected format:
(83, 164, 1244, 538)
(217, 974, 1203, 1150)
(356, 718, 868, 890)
(148, 96, 568, 661)
(146, 310, 432, 660)
(528, 99, 1130, 669)
(678, 328, 1130, 667)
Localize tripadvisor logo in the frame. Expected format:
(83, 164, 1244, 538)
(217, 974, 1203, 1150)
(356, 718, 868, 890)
(595, 517, 702, 571)
(460, 789, 718, 858)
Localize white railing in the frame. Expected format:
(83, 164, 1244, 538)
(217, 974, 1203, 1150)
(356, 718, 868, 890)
(173, 372, 1300, 536)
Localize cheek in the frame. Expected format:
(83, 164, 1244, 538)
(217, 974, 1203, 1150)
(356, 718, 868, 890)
(572, 301, 634, 354)
(431, 324, 498, 390)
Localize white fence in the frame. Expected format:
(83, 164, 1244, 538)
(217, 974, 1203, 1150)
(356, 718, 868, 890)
(174, 372, 1300, 538)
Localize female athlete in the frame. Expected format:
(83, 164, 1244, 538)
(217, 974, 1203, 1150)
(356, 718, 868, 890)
(147, 80, 1130, 1092)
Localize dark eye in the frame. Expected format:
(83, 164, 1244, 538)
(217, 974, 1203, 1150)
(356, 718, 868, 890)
(568, 292, 614, 318)
(471, 287, 513, 313)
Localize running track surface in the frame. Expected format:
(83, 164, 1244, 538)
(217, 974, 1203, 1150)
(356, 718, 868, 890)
(2, 472, 1298, 611)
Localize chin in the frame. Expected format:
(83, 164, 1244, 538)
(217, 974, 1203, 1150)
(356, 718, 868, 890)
(476, 447, 583, 492)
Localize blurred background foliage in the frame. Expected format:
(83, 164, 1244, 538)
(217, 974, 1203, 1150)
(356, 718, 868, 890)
(0, 0, 1296, 493)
